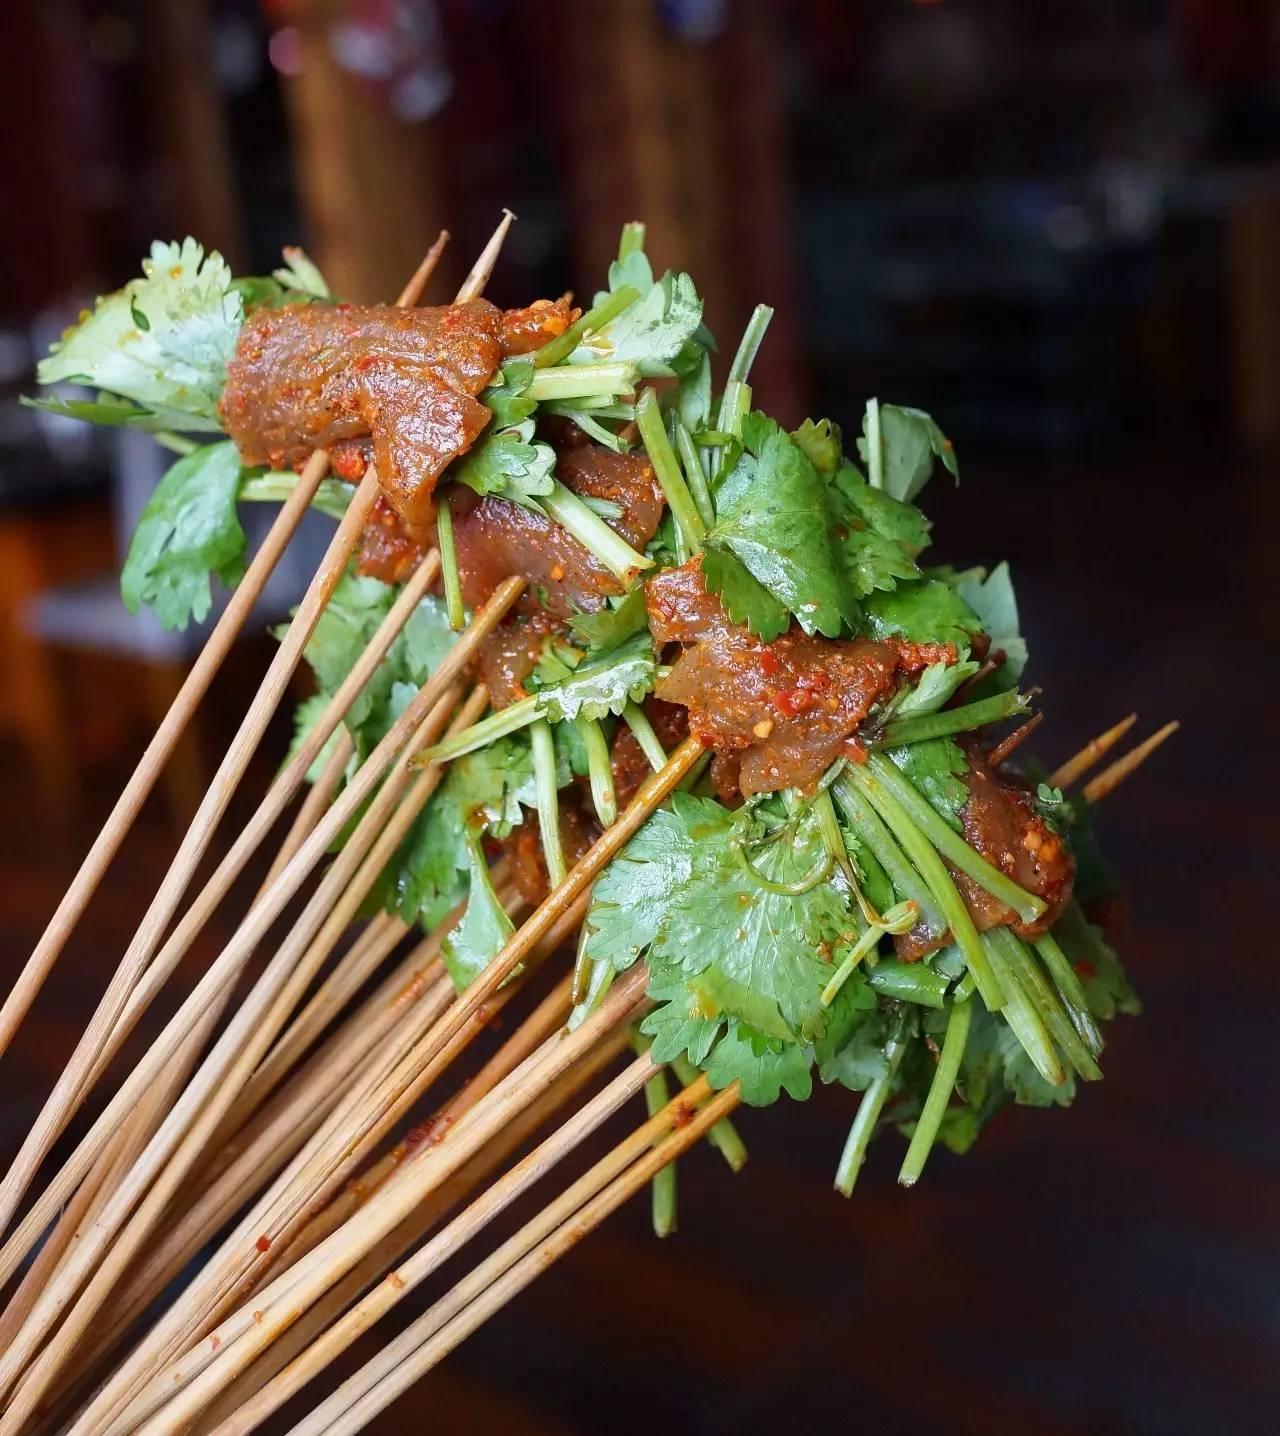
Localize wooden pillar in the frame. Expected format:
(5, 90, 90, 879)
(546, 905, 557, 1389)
(543, 0, 804, 420)
(281, 0, 449, 302)
(144, 0, 245, 268)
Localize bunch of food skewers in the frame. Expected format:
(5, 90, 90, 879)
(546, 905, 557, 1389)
(0, 215, 1175, 1434)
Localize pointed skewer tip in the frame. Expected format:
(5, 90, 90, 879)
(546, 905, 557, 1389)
(1047, 711, 1139, 789)
(1082, 720, 1180, 804)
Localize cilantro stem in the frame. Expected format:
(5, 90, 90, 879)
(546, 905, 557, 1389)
(670, 1053, 748, 1172)
(865, 754, 1047, 925)
(898, 997, 971, 1187)
(539, 482, 652, 585)
(879, 690, 1032, 748)
(618, 221, 646, 261)
(866, 958, 949, 1009)
(728, 304, 774, 385)
(835, 1008, 911, 1197)
(979, 931, 1065, 1086)
(841, 766, 1004, 1011)
(238, 472, 352, 522)
(524, 362, 638, 403)
(674, 418, 716, 530)
(1034, 931, 1104, 1057)
(419, 696, 539, 765)
(534, 284, 641, 369)
(435, 491, 465, 631)
(988, 927, 1101, 1079)
(636, 389, 706, 554)
(632, 1035, 678, 1237)
(711, 381, 751, 482)
(830, 775, 947, 942)
(822, 924, 885, 1007)
(542, 406, 631, 453)
(733, 839, 833, 897)
(530, 718, 566, 888)
(154, 430, 198, 456)
(692, 429, 735, 446)
(578, 717, 618, 826)
(865, 398, 884, 489)
(568, 950, 615, 1030)
(623, 702, 667, 771)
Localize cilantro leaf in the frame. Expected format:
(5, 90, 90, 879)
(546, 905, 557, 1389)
(792, 417, 842, 477)
(817, 1005, 896, 1092)
(452, 419, 555, 507)
(567, 586, 650, 654)
(638, 972, 723, 1067)
(293, 571, 398, 742)
(834, 463, 931, 557)
(441, 832, 516, 991)
(120, 441, 246, 630)
(1051, 904, 1141, 1021)
(531, 633, 655, 723)
(885, 738, 970, 832)
(388, 736, 534, 930)
(37, 238, 240, 431)
(483, 361, 538, 430)
(811, 970, 877, 1075)
(859, 402, 958, 503)
(20, 393, 167, 430)
(584, 804, 695, 970)
(578, 263, 704, 378)
(271, 246, 332, 301)
(699, 547, 789, 641)
(707, 422, 851, 637)
(893, 656, 981, 718)
(703, 1023, 813, 1106)
(589, 794, 853, 1043)
(863, 579, 983, 648)
(954, 561, 1027, 684)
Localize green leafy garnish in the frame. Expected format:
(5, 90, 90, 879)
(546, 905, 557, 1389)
(441, 833, 516, 990)
(37, 238, 240, 431)
(859, 402, 958, 502)
(120, 441, 246, 630)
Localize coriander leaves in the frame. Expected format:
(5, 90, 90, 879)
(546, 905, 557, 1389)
(120, 441, 246, 630)
(38, 238, 241, 432)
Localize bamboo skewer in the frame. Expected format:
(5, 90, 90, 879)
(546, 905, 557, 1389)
(0, 449, 332, 1065)
(1047, 713, 1139, 789)
(1082, 721, 1180, 803)
(198, 1023, 633, 1433)
(0, 683, 471, 1425)
(115, 968, 651, 1432)
(985, 711, 1045, 767)
(0, 218, 465, 1217)
(0, 579, 521, 1299)
(295, 1084, 743, 1436)
(212, 1052, 671, 1434)
(0, 466, 384, 1242)
(68, 547, 441, 1120)
(455, 211, 514, 303)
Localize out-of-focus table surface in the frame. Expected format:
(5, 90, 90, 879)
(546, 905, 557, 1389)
(1, 449, 1274, 1435)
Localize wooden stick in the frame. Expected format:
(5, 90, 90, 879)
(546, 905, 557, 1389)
(2, 214, 451, 1065)
(103, 749, 680, 1411)
(0, 449, 331, 1065)
(985, 711, 1045, 767)
(0, 681, 470, 1424)
(0, 466, 384, 1243)
(213, 1053, 668, 1434)
(72, 547, 441, 1117)
(116, 968, 650, 1433)
(18, 737, 364, 1433)
(199, 1024, 632, 1433)
(1047, 712, 1138, 789)
(455, 211, 514, 303)
(395, 229, 449, 307)
(1082, 721, 1180, 804)
(259, 729, 355, 891)
(67, 772, 527, 1431)
(264, 1084, 742, 1436)
(0, 579, 521, 1298)
(281, 968, 574, 1270)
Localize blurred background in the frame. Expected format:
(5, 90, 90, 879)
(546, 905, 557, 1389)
(1, 1, 1277, 1432)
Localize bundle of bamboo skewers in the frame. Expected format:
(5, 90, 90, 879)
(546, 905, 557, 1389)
(0, 215, 1175, 1435)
